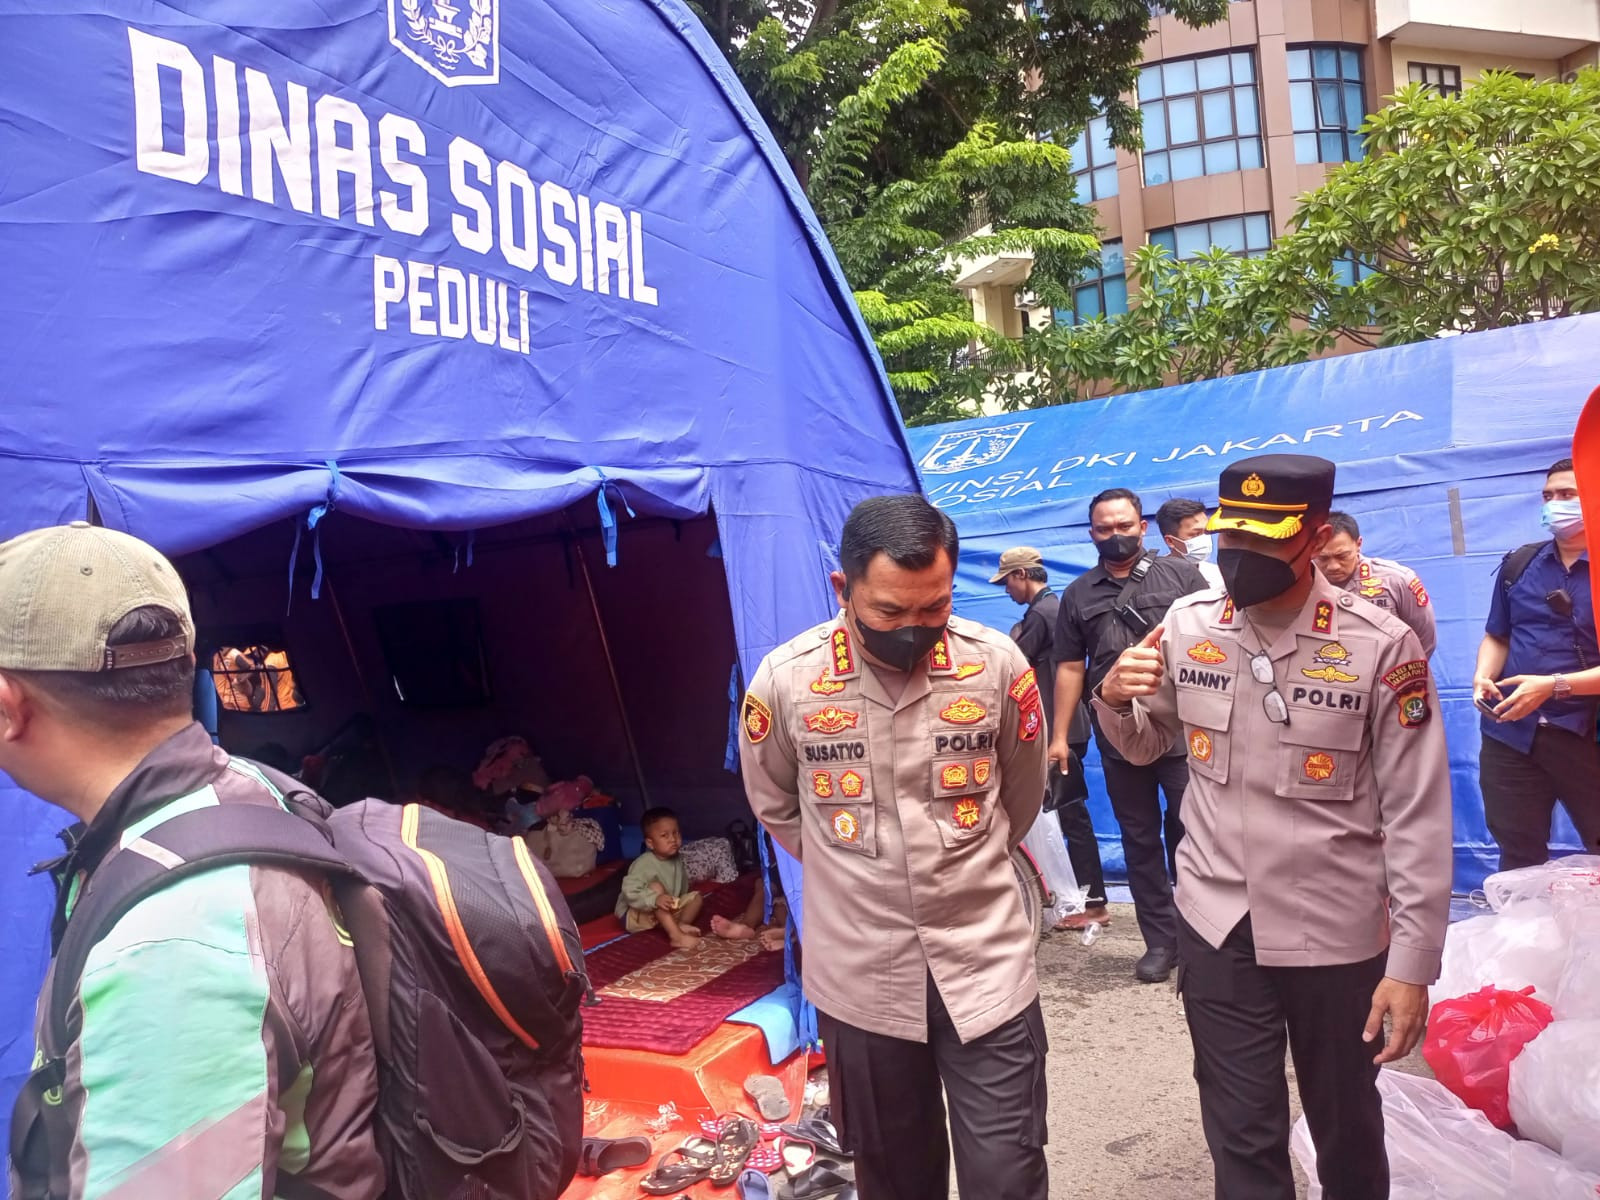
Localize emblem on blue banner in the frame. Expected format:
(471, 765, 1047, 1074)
(390, 0, 500, 86)
(918, 422, 1031, 475)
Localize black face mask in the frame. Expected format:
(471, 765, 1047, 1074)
(1218, 539, 1312, 608)
(853, 614, 946, 673)
(1094, 533, 1144, 564)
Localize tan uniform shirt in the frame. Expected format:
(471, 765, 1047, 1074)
(741, 613, 1048, 1042)
(1091, 576, 1452, 985)
(1338, 556, 1437, 657)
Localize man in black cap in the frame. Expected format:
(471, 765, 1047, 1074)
(1091, 455, 1453, 1200)
(1049, 489, 1207, 980)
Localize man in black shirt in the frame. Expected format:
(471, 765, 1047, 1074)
(993, 547, 1110, 929)
(1048, 488, 1208, 982)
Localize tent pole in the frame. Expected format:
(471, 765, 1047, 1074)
(566, 522, 651, 807)
(322, 575, 401, 798)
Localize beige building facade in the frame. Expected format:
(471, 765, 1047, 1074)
(956, 0, 1600, 337)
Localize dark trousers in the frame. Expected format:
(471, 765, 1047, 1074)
(1098, 749, 1188, 951)
(1054, 739, 1108, 908)
(818, 978, 1049, 1200)
(1480, 725, 1600, 871)
(1178, 915, 1388, 1200)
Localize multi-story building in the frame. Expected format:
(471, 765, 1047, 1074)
(955, 0, 1600, 339)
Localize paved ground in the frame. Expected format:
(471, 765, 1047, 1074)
(1021, 901, 1428, 1200)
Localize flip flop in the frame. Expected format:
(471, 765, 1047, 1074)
(789, 1158, 855, 1199)
(708, 1116, 761, 1186)
(576, 1134, 652, 1177)
(737, 1168, 773, 1199)
(778, 1113, 845, 1158)
(639, 1138, 716, 1195)
(779, 1135, 817, 1176)
(743, 1073, 791, 1121)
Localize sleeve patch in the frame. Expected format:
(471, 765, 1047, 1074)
(1409, 577, 1430, 607)
(742, 693, 773, 744)
(1381, 660, 1428, 692)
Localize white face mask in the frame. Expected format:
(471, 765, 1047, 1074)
(1542, 498, 1585, 539)
(1182, 533, 1213, 563)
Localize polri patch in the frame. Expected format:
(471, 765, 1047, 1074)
(743, 693, 773, 744)
(1303, 752, 1335, 781)
(953, 661, 986, 680)
(812, 771, 833, 798)
(1189, 729, 1213, 763)
(1188, 639, 1227, 664)
(839, 770, 865, 798)
(974, 758, 992, 786)
(941, 763, 969, 790)
(831, 809, 861, 843)
(809, 669, 846, 696)
(1409, 577, 1430, 607)
(1008, 668, 1037, 703)
(951, 798, 982, 831)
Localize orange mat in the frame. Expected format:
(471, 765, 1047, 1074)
(562, 1023, 811, 1200)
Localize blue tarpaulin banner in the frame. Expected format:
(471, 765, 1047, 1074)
(0, 0, 918, 1160)
(905, 316, 1600, 896)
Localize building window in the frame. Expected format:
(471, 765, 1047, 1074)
(1332, 253, 1378, 287)
(1149, 214, 1272, 261)
(1057, 241, 1128, 327)
(1288, 46, 1366, 164)
(1069, 116, 1119, 202)
(1139, 51, 1263, 185)
(1408, 62, 1462, 96)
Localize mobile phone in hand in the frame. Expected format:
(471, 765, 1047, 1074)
(1474, 696, 1502, 720)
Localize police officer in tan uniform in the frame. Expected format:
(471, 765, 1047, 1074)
(1315, 510, 1437, 655)
(741, 495, 1050, 1200)
(1092, 456, 1452, 1200)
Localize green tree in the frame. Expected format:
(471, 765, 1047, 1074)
(686, 0, 1230, 424)
(998, 70, 1600, 411)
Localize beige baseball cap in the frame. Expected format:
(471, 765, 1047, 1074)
(0, 523, 194, 672)
(989, 546, 1044, 584)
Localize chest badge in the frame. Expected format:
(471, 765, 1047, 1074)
(1189, 729, 1214, 763)
(806, 705, 861, 734)
(1188, 639, 1227, 665)
(809, 668, 847, 696)
(743, 694, 773, 743)
(839, 770, 865, 798)
(1302, 642, 1359, 684)
(952, 661, 986, 680)
(940, 696, 988, 725)
(831, 809, 861, 843)
(812, 771, 834, 798)
(951, 797, 982, 830)
(974, 758, 992, 786)
(941, 763, 970, 790)
(1303, 752, 1336, 782)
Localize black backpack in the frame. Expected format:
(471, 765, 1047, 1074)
(1499, 541, 1546, 594)
(11, 766, 589, 1200)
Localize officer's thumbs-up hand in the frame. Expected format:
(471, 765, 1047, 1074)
(1100, 625, 1165, 707)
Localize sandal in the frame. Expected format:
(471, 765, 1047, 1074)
(640, 1138, 716, 1194)
(778, 1112, 845, 1158)
(789, 1157, 855, 1199)
(576, 1134, 652, 1177)
(744, 1073, 792, 1121)
(708, 1116, 761, 1186)
(779, 1135, 817, 1175)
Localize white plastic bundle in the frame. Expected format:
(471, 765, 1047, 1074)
(1020, 810, 1087, 923)
(1292, 1069, 1600, 1200)
(1507, 1019, 1600, 1174)
(1482, 855, 1600, 914)
(1429, 911, 1567, 1010)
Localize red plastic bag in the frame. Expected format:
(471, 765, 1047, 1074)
(1423, 985, 1554, 1129)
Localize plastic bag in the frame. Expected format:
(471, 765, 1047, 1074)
(1421, 986, 1553, 1128)
(1508, 1019, 1600, 1173)
(1554, 908, 1600, 1021)
(1020, 810, 1087, 923)
(1293, 1069, 1600, 1200)
(1429, 911, 1568, 1010)
(1483, 854, 1600, 914)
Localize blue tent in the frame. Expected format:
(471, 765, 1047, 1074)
(0, 0, 916, 1158)
(905, 315, 1600, 892)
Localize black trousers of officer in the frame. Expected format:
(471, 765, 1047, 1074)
(1480, 726, 1600, 871)
(1054, 739, 1108, 908)
(1178, 915, 1388, 1200)
(818, 975, 1049, 1200)
(1097, 747, 1188, 950)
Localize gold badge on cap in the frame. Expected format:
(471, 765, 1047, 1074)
(1241, 473, 1266, 498)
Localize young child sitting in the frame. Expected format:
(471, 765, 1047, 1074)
(617, 807, 705, 949)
